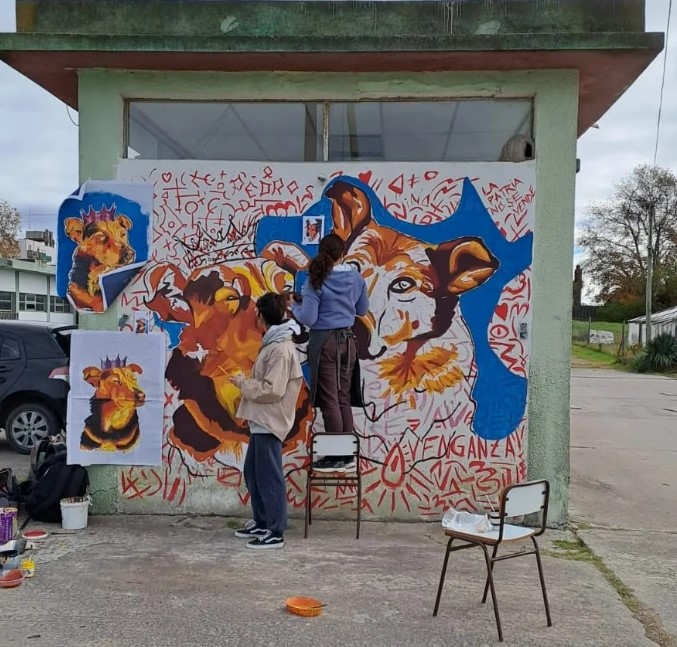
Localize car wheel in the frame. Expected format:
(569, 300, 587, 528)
(5, 403, 59, 455)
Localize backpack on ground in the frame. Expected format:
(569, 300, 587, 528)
(23, 435, 89, 524)
(0, 468, 20, 508)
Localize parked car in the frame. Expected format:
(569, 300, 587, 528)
(0, 322, 75, 454)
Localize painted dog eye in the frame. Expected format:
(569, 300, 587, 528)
(389, 277, 416, 294)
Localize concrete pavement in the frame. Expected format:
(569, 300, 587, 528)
(571, 368, 677, 647)
(1, 517, 656, 647)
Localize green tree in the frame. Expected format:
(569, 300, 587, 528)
(0, 199, 21, 259)
(579, 165, 677, 314)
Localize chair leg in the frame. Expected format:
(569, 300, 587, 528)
(356, 473, 362, 540)
(304, 476, 311, 539)
(482, 544, 499, 603)
(433, 538, 454, 616)
(481, 544, 503, 642)
(532, 537, 552, 627)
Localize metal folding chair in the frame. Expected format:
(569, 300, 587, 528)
(304, 432, 362, 539)
(433, 479, 552, 642)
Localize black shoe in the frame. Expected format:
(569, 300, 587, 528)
(312, 457, 334, 472)
(234, 520, 267, 539)
(246, 530, 285, 550)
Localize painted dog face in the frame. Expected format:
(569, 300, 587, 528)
(326, 181, 498, 397)
(65, 215, 135, 269)
(144, 257, 311, 465)
(83, 364, 145, 408)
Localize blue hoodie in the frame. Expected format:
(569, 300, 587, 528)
(292, 264, 369, 330)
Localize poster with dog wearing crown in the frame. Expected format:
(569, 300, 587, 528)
(66, 331, 165, 466)
(56, 180, 153, 314)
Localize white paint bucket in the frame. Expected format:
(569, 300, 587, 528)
(60, 496, 90, 530)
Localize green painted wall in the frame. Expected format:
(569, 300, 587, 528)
(78, 69, 578, 525)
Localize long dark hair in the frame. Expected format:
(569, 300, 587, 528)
(256, 292, 287, 327)
(308, 233, 345, 290)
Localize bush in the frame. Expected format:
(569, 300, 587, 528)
(630, 353, 651, 373)
(645, 333, 677, 372)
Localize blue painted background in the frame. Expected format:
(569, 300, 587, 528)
(56, 189, 150, 299)
(255, 176, 533, 441)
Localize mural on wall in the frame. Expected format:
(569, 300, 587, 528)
(116, 161, 534, 516)
(57, 181, 153, 313)
(67, 331, 165, 466)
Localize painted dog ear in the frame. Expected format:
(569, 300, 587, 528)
(115, 215, 133, 230)
(260, 241, 311, 273)
(324, 182, 372, 245)
(83, 366, 102, 387)
(127, 363, 143, 375)
(64, 217, 84, 244)
(428, 239, 498, 296)
(144, 263, 191, 324)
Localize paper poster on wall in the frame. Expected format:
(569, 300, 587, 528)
(56, 180, 153, 314)
(67, 331, 165, 466)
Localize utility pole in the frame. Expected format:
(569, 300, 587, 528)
(645, 201, 655, 344)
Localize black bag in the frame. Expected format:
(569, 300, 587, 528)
(350, 355, 364, 408)
(25, 451, 89, 524)
(0, 468, 20, 507)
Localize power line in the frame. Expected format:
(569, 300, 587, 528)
(654, 0, 674, 167)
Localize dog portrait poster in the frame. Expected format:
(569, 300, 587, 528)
(116, 160, 534, 517)
(66, 331, 165, 466)
(133, 310, 151, 334)
(301, 215, 324, 245)
(56, 180, 153, 314)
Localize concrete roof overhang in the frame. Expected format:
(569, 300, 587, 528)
(0, 32, 664, 136)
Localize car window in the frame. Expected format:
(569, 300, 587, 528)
(0, 337, 21, 361)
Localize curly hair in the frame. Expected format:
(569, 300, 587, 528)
(308, 233, 345, 290)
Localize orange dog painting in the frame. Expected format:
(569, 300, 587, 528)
(66, 332, 166, 467)
(56, 181, 153, 314)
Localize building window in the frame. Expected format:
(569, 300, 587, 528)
(0, 291, 14, 312)
(126, 99, 533, 163)
(19, 293, 47, 312)
(128, 102, 323, 162)
(50, 296, 72, 313)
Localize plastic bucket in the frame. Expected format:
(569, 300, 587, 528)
(60, 496, 90, 530)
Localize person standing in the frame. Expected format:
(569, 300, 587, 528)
(291, 233, 369, 472)
(232, 293, 303, 550)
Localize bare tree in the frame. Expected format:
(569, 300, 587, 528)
(0, 199, 21, 259)
(579, 165, 677, 310)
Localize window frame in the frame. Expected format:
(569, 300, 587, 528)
(124, 98, 534, 163)
(19, 292, 47, 313)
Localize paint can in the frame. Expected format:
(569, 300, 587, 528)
(0, 508, 18, 543)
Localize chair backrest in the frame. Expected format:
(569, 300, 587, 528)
(500, 480, 549, 535)
(311, 433, 359, 458)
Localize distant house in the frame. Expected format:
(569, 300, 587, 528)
(628, 306, 677, 346)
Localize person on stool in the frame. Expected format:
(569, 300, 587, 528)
(291, 233, 369, 472)
(231, 293, 303, 549)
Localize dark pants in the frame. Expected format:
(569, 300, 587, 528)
(243, 433, 287, 536)
(316, 332, 356, 438)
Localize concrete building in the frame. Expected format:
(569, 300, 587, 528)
(0, 0, 662, 524)
(0, 257, 75, 325)
(17, 229, 56, 265)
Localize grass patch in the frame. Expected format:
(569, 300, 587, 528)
(548, 537, 676, 647)
(572, 320, 624, 338)
(571, 344, 622, 367)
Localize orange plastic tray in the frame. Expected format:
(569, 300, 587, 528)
(285, 596, 324, 617)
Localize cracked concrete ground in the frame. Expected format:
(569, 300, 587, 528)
(571, 369, 677, 646)
(1, 517, 657, 647)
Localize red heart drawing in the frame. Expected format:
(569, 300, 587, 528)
(161, 173, 172, 183)
(495, 303, 509, 321)
(358, 171, 372, 185)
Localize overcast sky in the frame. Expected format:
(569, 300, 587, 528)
(0, 0, 675, 259)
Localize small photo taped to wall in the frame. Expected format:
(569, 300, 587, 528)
(302, 215, 324, 246)
(133, 310, 151, 334)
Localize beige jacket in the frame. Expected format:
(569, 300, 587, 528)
(235, 331, 303, 442)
